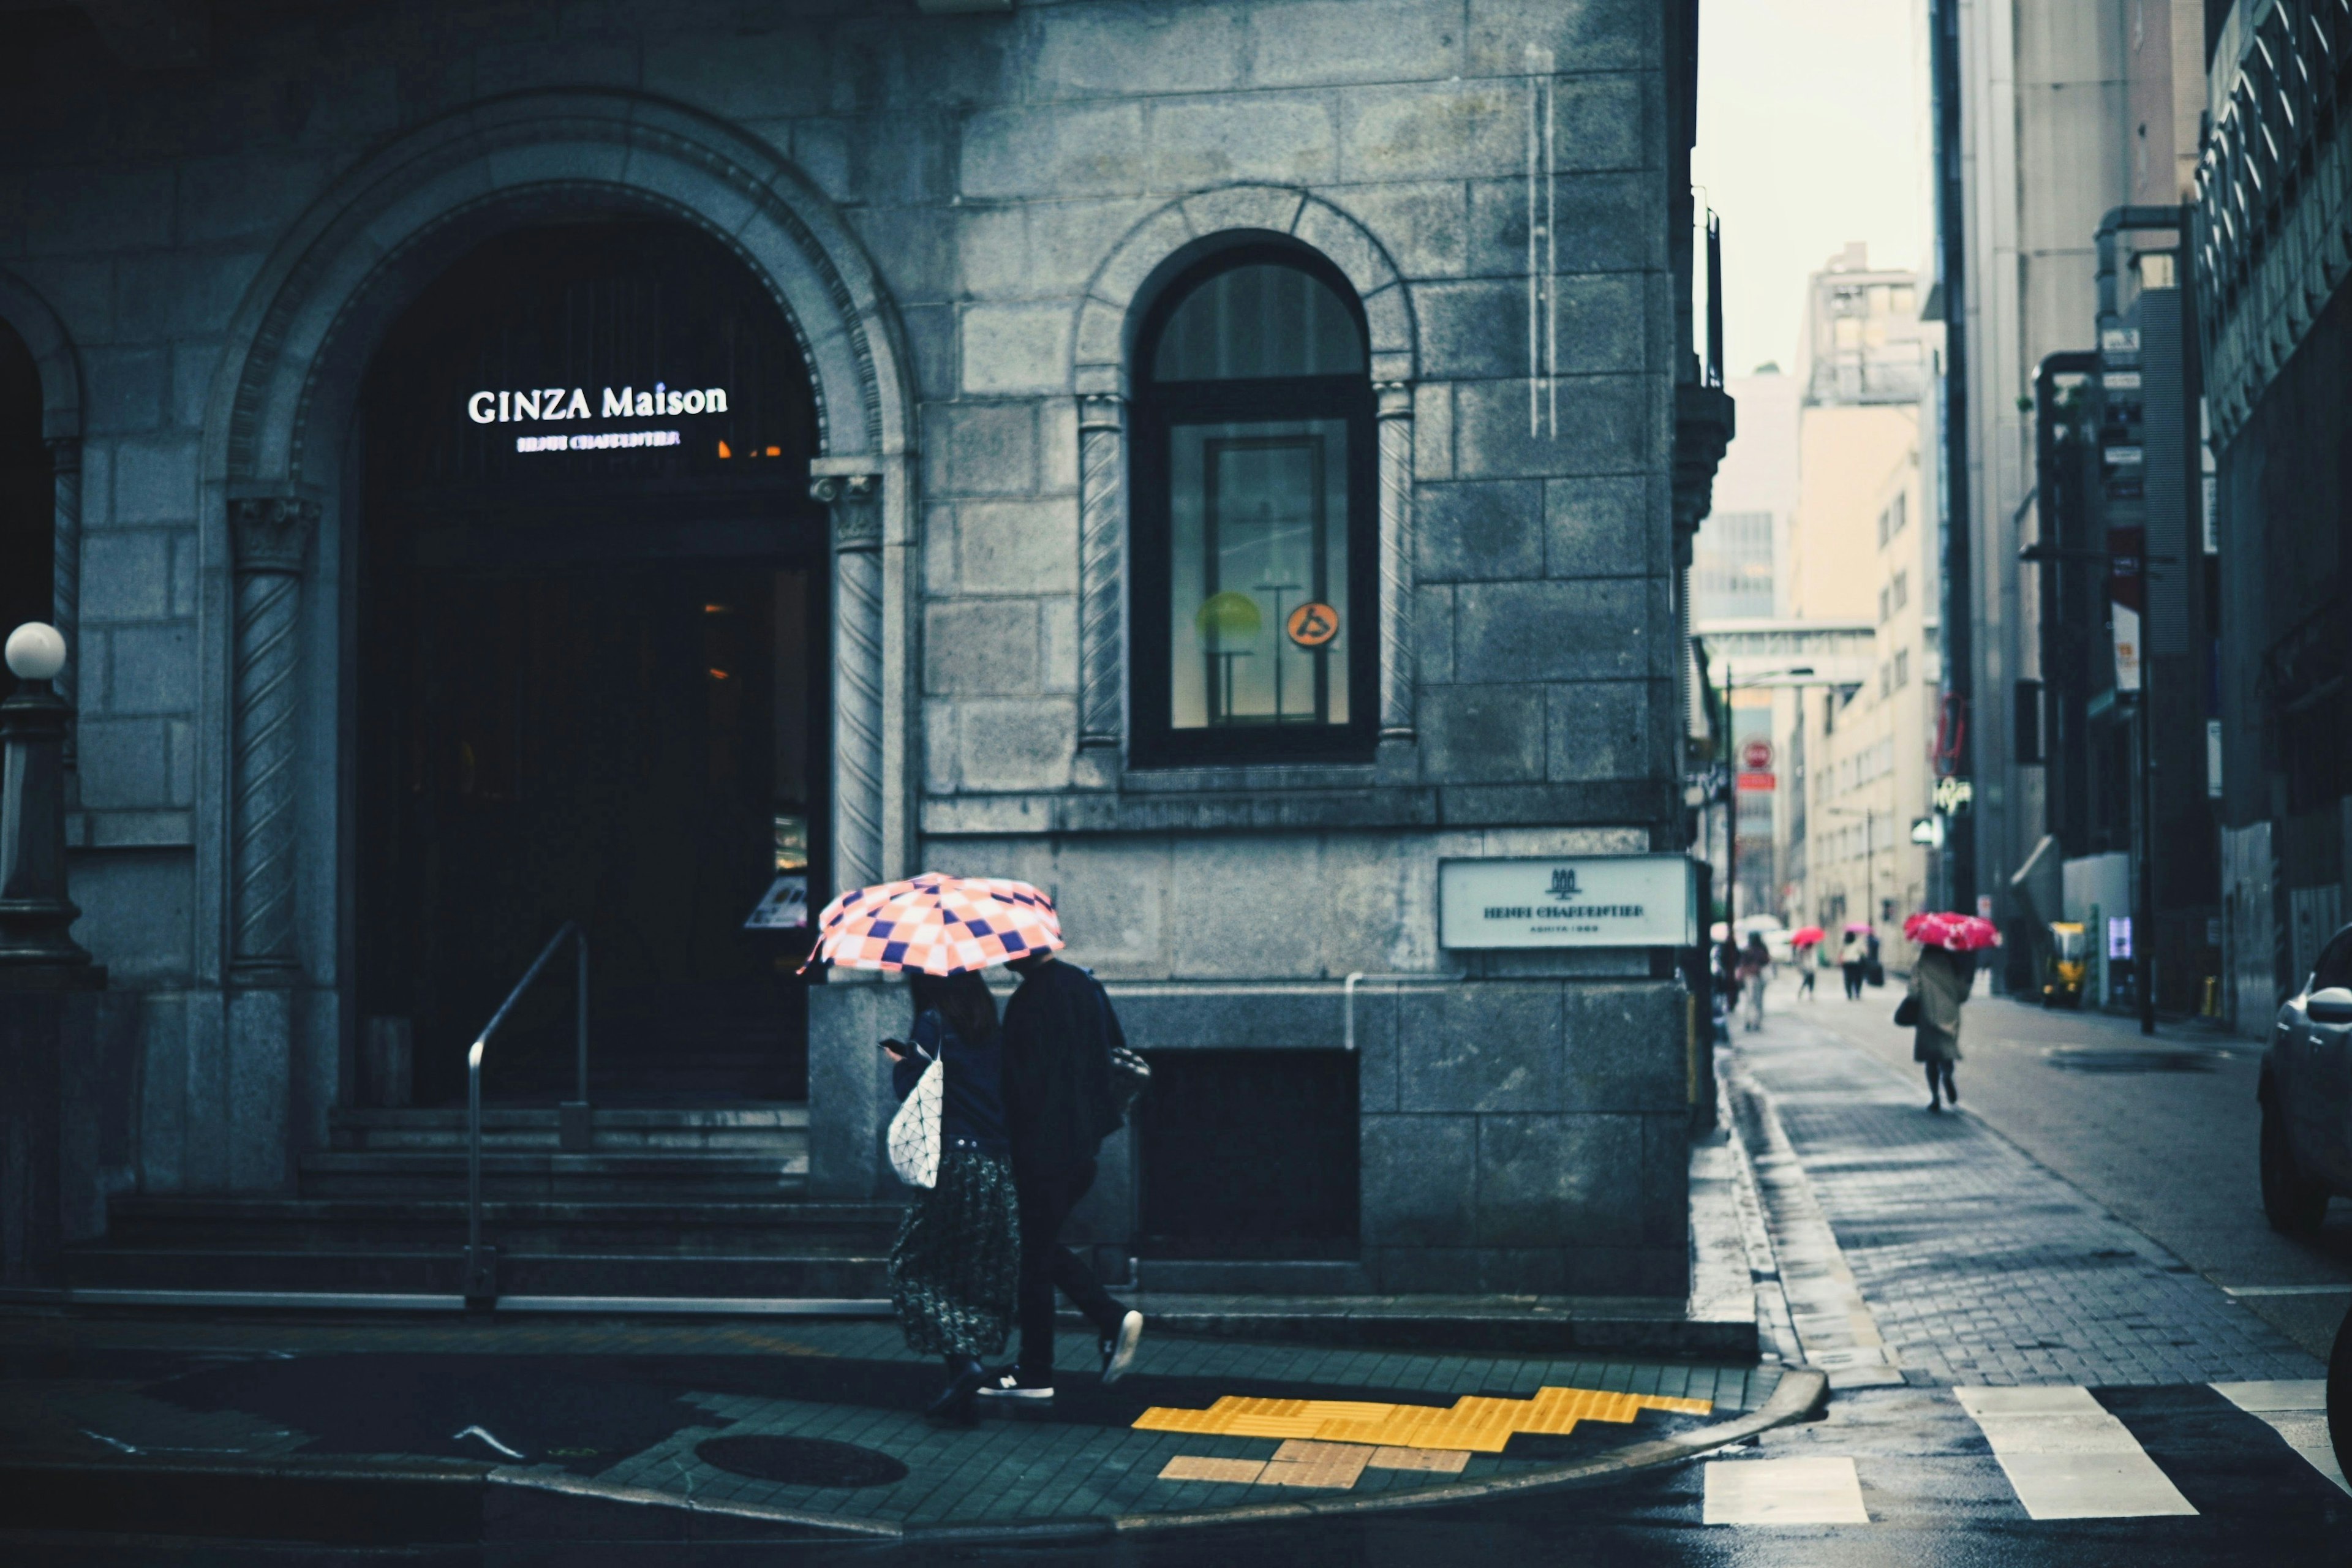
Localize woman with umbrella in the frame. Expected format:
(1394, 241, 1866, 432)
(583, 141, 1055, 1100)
(1790, 926, 1826, 1000)
(807, 874, 1065, 1423)
(1902, 912, 1997, 1112)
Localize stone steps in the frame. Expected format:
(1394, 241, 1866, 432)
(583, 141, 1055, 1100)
(101, 1195, 898, 1253)
(295, 1150, 809, 1200)
(330, 1104, 808, 1153)
(67, 1246, 891, 1300)
(80, 1098, 888, 1303)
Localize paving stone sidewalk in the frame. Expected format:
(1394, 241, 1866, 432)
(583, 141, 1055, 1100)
(0, 1312, 1779, 1531)
(1731, 1005, 2323, 1388)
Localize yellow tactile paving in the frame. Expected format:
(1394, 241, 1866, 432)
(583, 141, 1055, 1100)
(1364, 1446, 1472, 1474)
(1258, 1438, 1378, 1488)
(1134, 1384, 1713, 1455)
(1156, 1455, 1267, 1484)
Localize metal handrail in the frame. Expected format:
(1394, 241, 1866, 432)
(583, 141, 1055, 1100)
(463, 920, 588, 1306)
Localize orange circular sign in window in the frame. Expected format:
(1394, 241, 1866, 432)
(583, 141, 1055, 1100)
(1285, 601, 1341, 649)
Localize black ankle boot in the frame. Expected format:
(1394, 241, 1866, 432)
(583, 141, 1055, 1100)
(925, 1356, 986, 1422)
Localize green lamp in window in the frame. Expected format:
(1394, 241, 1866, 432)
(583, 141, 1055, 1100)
(1194, 590, 1262, 643)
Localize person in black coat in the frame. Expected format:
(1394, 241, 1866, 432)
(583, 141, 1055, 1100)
(976, 951, 1144, 1401)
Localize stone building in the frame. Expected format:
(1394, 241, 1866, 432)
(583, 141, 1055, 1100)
(0, 0, 1728, 1302)
(2198, 0, 2352, 1029)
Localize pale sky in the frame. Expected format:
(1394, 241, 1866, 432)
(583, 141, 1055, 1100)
(1694, 0, 1932, 378)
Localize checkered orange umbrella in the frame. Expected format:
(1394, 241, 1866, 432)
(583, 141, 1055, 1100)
(804, 872, 1064, 976)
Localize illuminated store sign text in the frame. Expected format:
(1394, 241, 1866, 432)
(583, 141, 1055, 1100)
(516, 430, 681, 453)
(466, 383, 730, 424)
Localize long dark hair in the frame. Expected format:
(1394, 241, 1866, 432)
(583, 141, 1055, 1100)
(908, 970, 1000, 1049)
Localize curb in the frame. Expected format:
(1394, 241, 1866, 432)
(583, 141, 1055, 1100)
(0, 1368, 1828, 1544)
(498, 1363, 1830, 1540)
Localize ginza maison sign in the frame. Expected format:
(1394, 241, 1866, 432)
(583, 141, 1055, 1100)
(466, 383, 730, 453)
(1438, 856, 1695, 949)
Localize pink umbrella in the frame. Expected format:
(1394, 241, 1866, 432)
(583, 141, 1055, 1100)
(1844, 922, 1873, 935)
(1790, 926, 1826, 947)
(1904, 911, 2000, 951)
(804, 872, 1065, 976)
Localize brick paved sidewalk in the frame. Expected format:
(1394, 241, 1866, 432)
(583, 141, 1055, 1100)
(0, 1312, 1779, 1531)
(1730, 1004, 2323, 1388)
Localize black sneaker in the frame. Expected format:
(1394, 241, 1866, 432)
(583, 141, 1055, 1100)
(974, 1370, 1055, 1401)
(1100, 1310, 1144, 1385)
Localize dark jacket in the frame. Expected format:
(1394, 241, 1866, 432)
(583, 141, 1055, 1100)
(891, 1008, 1010, 1156)
(1001, 959, 1124, 1179)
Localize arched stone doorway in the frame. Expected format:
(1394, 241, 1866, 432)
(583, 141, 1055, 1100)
(356, 219, 830, 1105)
(195, 94, 914, 1179)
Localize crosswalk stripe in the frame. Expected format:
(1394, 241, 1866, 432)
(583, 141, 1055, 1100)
(1955, 1386, 2198, 1520)
(1702, 1456, 1870, 1525)
(2211, 1380, 2351, 1496)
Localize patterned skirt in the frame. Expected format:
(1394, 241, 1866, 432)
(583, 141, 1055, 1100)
(889, 1141, 1022, 1358)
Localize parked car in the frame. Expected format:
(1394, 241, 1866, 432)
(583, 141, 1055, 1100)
(2258, 922, 2352, 1234)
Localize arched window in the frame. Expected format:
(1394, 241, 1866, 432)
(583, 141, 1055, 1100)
(1130, 251, 1375, 766)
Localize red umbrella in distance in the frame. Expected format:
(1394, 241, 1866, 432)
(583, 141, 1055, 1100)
(1903, 911, 2000, 951)
(1790, 926, 1826, 947)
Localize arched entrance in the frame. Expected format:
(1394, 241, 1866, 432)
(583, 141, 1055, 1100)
(356, 220, 829, 1105)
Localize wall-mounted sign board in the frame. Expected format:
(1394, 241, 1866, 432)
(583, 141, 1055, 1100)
(1438, 856, 1696, 949)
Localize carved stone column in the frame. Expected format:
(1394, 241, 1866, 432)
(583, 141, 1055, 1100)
(45, 439, 80, 730)
(813, 472, 884, 899)
(228, 497, 315, 981)
(1374, 381, 1416, 744)
(1076, 394, 1125, 785)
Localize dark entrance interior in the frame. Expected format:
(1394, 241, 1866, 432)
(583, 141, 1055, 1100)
(357, 221, 828, 1106)
(1136, 1050, 1359, 1259)
(0, 320, 50, 699)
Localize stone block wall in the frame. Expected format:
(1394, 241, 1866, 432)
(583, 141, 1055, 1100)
(2, 0, 1698, 1295)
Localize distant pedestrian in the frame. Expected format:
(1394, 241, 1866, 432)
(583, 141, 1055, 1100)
(1839, 932, 1866, 1000)
(883, 971, 1020, 1424)
(1908, 944, 1973, 1112)
(1739, 933, 1771, 1030)
(1795, 944, 1818, 1000)
(981, 951, 1144, 1403)
(1715, 932, 1744, 1035)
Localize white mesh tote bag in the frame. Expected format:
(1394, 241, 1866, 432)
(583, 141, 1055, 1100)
(886, 1048, 944, 1189)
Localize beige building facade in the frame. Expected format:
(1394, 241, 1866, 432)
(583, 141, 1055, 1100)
(1776, 247, 1940, 951)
